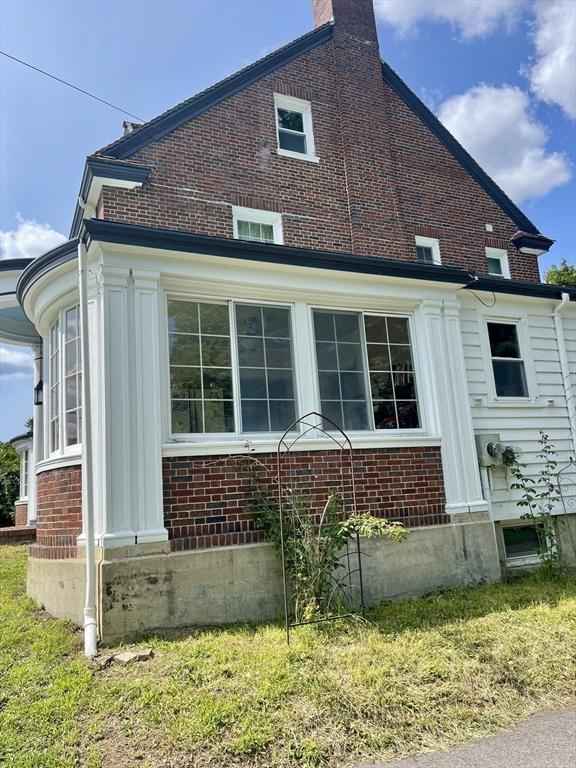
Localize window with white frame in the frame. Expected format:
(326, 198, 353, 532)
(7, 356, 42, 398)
(168, 299, 297, 434)
(274, 93, 317, 161)
(20, 449, 29, 499)
(487, 321, 528, 398)
(48, 306, 82, 454)
(414, 235, 441, 266)
(313, 310, 420, 432)
(232, 207, 283, 245)
(502, 524, 544, 564)
(485, 247, 510, 279)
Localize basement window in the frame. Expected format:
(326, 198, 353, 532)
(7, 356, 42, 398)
(503, 524, 542, 564)
(415, 235, 441, 266)
(485, 247, 510, 279)
(487, 322, 528, 398)
(274, 93, 318, 162)
(232, 207, 283, 245)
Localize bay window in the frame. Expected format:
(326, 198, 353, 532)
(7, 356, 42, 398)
(168, 298, 421, 439)
(48, 306, 82, 454)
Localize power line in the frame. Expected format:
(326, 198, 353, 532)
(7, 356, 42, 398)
(0, 50, 145, 122)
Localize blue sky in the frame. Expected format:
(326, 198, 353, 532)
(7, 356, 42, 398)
(1, 0, 575, 440)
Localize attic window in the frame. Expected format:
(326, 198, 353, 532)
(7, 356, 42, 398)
(485, 247, 510, 279)
(274, 93, 318, 163)
(232, 207, 283, 245)
(414, 235, 441, 265)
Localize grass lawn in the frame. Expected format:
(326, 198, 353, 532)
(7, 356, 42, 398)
(0, 545, 575, 768)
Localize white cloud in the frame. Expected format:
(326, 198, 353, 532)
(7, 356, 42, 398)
(529, 0, 576, 118)
(0, 216, 66, 261)
(438, 84, 571, 203)
(0, 345, 33, 380)
(374, 0, 525, 39)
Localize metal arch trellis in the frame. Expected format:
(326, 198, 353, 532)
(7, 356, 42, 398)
(276, 411, 365, 643)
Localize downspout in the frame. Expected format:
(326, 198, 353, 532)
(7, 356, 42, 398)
(78, 238, 97, 656)
(553, 292, 576, 458)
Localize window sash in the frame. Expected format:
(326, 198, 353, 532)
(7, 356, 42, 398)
(487, 322, 528, 398)
(48, 306, 82, 455)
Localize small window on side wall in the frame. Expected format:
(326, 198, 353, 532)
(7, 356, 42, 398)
(503, 524, 543, 563)
(274, 93, 317, 162)
(487, 322, 528, 398)
(485, 247, 510, 278)
(414, 235, 441, 265)
(232, 207, 283, 245)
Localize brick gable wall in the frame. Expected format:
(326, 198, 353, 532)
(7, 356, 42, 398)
(31, 467, 82, 559)
(163, 447, 446, 553)
(98, 4, 540, 281)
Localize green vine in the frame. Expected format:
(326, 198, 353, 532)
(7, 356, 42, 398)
(242, 457, 407, 622)
(507, 431, 563, 576)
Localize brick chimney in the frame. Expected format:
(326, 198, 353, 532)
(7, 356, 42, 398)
(312, 0, 405, 257)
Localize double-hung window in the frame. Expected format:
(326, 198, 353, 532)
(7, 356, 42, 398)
(232, 207, 283, 245)
(48, 306, 82, 454)
(313, 310, 420, 431)
(274, 93, 317, 162)
(487, 322, 528, 398)
(168, 299, 296, 435)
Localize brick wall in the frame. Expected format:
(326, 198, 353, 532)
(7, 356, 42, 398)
(30, 466, 82, 559)
(163, 446, 446, 552)
(99, 2, 541, 282)
(14, 502, 28, 527)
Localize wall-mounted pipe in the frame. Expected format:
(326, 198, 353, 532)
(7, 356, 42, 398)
(553, 292, 575, 459)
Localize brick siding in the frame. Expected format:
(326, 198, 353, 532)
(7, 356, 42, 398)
(30, 466, 82, 559)
(14, 502, 28, 528)
(0, 526, 36, 545)
(99, 1, 540, 282)
(163, 446, 446, 552)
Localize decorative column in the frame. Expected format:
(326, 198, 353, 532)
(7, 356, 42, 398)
(28, 342, 43, 526)
(419, 300, 487, 514)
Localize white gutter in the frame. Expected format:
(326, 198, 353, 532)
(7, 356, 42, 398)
(553, 292, 576, 458)
(78, 239, 97, 656)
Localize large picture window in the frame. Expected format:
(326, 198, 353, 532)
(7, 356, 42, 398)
(168, 300, 297, 435)
(48, 305, 82, 454)
(313, 310, 420, 431)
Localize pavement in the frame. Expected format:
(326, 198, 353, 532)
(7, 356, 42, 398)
(354, 709, 576, 768)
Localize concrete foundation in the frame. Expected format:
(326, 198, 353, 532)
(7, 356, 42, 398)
(27, 511, 507, 643)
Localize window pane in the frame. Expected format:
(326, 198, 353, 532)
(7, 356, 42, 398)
(487, 257, 503, 275)
(503, 526, 540, 558)
(318, 371, 340, 400)
(278, 108, 304, 132)
(65, 340, 77, 375)
(169, 334, 200, 366)
(237, 220, 274, 244)
(342, 401, 369, 430)
(202, 336, 231, 367)
(168, 301, 199, 334)
(340, 371, 366, 400)
(240, 368, 267, 399)
(200, 303, 229, 335)
(204, 400, 235, 433)
(373, 401, 397, 430)
(488, 323, 521, 358)
(390, 345, 413, 371)
(364, 316, 387, 343)
(235, 304, 296, 433)
(393, 372, 417, 400)
(278, 130, 306, 154)
(241, 400, 270, 432)
(367, 344, 390, 372)
(203, 368, 233, 399)
(397, 401, 420, 429)
(170, 367, 202, 399)
(314, 311, 335, 341)
(387, 317, 410, 344)
(370, 372, 393, 399)
(492, 360, 528, 397)
(66, 306, 78, 337)
(65, 375, 77, 411)
(66, 411, 79, 446)
(236, 304, 262, 336)
(237, 220, 251, 240)
(335, 313, 360, 343)
(321, 400, 344, 430)
(416, 245, 433, 264)
(337, 343, 363, 371)
(316, 341, 338, 369)
(172, 400, 202, 433)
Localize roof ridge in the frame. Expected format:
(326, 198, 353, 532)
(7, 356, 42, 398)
(95, 22, 333, 159)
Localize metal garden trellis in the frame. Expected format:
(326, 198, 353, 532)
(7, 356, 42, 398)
(276, 411, 366, 643)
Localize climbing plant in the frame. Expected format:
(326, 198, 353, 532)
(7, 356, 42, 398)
(508, 432, 562, 576)
(243, 458, 407, 623)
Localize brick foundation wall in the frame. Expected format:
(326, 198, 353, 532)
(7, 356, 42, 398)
(99, 7, 540, 282)
(0, 526, 36, 545)
(14, 502, 28, 527)
(30, 466, 82, 559)
(163, 446, 446, 552)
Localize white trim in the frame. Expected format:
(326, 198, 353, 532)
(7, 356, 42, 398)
(232, 206, 283, 245)
(415, 235, 442, 266)
(485, 247, 510, 279)
(273, 93, 318, 163)
(162, 433, 442, 457)
(36, 452, 82, 474)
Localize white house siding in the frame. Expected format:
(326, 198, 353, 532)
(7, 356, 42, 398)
(460, 294, 576, 522)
